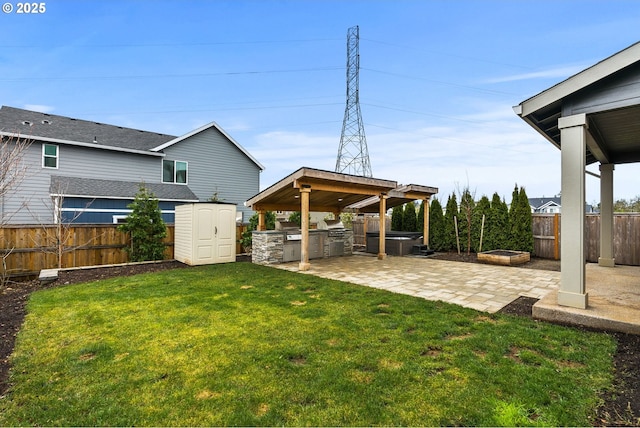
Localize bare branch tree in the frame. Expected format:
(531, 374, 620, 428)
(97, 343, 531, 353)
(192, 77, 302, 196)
(0, 132, 32, 287)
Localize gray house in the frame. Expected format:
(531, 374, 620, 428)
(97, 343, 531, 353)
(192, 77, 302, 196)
(0, 106, 264, 224)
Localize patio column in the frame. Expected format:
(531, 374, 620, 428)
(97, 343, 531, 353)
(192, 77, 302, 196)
(378, 193, 387, 260)
(299, 186, 311, 271)
(599, 163, 615, 267)
(258, 210, 266, 231)
(558, 114, 588, 309)
(423, 197, 430, 247)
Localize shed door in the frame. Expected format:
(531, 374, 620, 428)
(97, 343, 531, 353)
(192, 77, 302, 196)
(215, 205, 235, 263)
(195, 206, 216, 264)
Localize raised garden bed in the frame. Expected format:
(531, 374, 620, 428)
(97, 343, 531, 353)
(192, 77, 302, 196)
(477, 250, 530, 266)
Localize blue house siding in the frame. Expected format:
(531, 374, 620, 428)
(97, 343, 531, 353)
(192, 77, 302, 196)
(61, 198, 178, 223)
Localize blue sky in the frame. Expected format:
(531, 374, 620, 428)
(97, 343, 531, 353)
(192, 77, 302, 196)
(2, 0, 640, 204)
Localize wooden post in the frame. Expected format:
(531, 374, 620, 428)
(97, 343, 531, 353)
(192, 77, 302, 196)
(258, 210, 266, 231)
(299, 186, 311, 271)
(423, 197, 430, 247)
(378, 194, 387, 260)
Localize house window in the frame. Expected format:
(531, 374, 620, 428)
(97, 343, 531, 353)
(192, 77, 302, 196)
(42, 144, 58, 168)
(162, 160, 188, 184)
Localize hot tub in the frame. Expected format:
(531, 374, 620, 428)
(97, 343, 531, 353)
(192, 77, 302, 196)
(365, 231, 424, 256)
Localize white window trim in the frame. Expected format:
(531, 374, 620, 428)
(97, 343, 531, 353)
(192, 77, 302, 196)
(42, 143, 59, 169)
(162, 159, 188, 185)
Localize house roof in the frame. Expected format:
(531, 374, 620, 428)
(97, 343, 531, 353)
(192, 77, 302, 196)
(50, 176, 199, 201)
(0, 106, 174, 153)
(529, 197, 561, 209)
(244, 167, 437, 213)
(151, 121, 265, 171)
(0, 106, 263, 170)
(514, 42, 640, 165)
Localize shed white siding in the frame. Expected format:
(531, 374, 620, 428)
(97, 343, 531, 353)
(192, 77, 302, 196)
(174, 203, 236, 265)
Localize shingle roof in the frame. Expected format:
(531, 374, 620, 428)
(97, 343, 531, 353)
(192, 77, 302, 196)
(50, 176, 199, 201)
(529, 197, 561, 209)
(0, 106, 175, 151)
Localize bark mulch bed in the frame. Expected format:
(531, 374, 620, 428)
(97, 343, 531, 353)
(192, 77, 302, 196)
(1, 254, 638, 426)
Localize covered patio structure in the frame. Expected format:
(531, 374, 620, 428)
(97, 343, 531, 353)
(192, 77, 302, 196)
(515, 42, 640, 329)
(245, 167, 437, 270)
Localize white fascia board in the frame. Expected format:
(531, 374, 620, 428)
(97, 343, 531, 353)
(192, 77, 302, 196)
(0, 131, 165, 157)
(519, 41, 640, 117)
(150, 121, 265, 171)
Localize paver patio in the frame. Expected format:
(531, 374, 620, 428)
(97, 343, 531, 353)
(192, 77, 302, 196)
(275, 254, 560, 313)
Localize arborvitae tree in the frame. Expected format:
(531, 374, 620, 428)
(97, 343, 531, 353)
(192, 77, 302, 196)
(391, 205, 404, 231)
(508, 184, 534, 252)
(118, 184, 167, 262)
(458, 188, 476, 254)
(417, 200, 425, 233)
(402, 201, 417, 232)
(444, 193, 458, 252)
(429, 198, 446, 251)
(472, 195, 491, 252)
(515, 186, 535, 253)
(485, 192, 509, 251)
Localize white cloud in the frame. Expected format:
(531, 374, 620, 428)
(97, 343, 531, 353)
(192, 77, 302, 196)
(23, 104, 55, 113)
(484, 64, 588, 84)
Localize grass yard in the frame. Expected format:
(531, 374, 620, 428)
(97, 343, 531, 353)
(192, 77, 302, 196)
(0, 263, 616, 426)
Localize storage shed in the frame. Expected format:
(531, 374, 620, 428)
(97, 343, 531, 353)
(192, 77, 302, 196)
(174, 203, 236, 266)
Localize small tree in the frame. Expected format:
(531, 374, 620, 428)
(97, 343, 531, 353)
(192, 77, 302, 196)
(458, 187, 476, 255)
(240, 211, 276, 253)
(402, 202, 417, 232)
(508, 184, 534, 253)
(443, 193, 458, 252)
(428, 198, 446, 251)
(472, 195, 491, 252)
(118, 184, 167, 262)
(417, 200, 425, 233)
(485, 192, 509, 251)
(391, 205, 403, 231)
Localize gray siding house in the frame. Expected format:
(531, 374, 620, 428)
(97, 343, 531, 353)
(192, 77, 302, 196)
(0, 106, 264, 224)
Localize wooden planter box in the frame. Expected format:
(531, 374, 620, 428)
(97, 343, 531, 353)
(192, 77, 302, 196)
(477, 250, 530, 266)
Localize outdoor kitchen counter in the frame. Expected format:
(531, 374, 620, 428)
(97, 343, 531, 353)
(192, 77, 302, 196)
(251, 229, 353, 265)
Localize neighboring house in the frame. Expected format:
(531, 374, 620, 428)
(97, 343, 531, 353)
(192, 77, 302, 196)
(529, 197, 562, 214)
(0, 106, 264, 224)
(528, 197, 596, 214)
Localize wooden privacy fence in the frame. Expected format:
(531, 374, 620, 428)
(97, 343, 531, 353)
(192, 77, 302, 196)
(532, 213, 640, 266)
(353, 213, 640, 266)
(1, 224, 248, 279)
(351, 216, 391, 247)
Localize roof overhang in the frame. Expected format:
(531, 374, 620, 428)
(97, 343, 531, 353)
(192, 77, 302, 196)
(514, 41, 640, 166)
(0, 131, 165, 157)
(245, 167, 437, 213)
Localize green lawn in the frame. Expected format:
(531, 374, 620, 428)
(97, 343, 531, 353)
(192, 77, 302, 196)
(0, 263, 615, 426)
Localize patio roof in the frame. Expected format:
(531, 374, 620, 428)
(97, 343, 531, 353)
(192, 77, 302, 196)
(245, 167, 437, 213)
(515, 41, 640, 165)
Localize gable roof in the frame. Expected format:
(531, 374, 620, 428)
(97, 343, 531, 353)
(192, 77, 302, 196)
(0, 106, 174, 153)
(50, 176, 199, 201)
(514, 42, 640, 165)
(152, 121, 265, 171)
(529, 197, 561, 209)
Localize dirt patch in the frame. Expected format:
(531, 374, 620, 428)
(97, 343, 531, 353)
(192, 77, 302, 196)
(1, 254, 638, 426)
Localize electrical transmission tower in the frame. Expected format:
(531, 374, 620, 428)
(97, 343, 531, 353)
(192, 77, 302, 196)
(335, 25, 372, 177)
